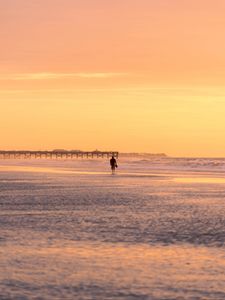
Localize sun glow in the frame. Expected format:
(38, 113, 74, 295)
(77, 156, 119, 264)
(1, 0, 225, 156)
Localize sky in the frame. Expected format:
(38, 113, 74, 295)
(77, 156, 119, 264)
(1, 0, 225, 156)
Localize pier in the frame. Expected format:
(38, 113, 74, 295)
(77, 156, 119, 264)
(0, 150, 119, 159)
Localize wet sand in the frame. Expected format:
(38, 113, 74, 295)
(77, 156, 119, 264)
(0, 159, 225, 299)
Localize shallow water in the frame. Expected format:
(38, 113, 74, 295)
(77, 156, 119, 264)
(0, 158, 225, 299)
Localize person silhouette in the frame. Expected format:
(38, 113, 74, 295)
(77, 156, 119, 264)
(110, 156, 118, 174)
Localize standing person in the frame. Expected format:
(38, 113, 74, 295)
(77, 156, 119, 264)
(110, 156, 118, 174)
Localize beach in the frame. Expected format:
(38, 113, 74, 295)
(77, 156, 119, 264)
(0, 157, 225, 299)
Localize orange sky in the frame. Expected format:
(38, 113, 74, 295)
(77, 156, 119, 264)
(1, 0, 225, 156)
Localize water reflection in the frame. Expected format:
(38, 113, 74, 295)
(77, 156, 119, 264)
(1, 242, 225, 299)
(174, 177, 225, 184)
(1, 159, 225, 299)
(0, 165, 168, 178)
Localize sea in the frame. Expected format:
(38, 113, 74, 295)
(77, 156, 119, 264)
(0, 156, 225, 300)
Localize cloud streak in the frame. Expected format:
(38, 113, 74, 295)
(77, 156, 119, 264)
(1, 72, 129, 80)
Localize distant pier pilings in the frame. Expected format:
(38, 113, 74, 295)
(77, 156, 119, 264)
(0, 151, 119, 159)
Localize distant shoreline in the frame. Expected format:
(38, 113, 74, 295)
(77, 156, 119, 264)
(120, 153, 167, 158)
